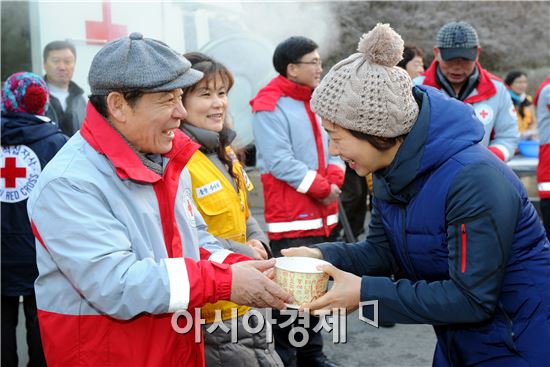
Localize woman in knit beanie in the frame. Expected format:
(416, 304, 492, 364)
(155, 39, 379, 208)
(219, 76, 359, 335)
(1, 72, 50, 115)
(283, 24, 550, 366)
(1, 71, 66, 367)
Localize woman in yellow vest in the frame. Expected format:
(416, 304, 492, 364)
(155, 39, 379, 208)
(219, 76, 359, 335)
(505, 70, 538, 139)
(180, 52, 282, 367)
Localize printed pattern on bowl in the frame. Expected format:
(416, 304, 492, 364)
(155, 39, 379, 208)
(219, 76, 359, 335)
(275, 268, 329, 305)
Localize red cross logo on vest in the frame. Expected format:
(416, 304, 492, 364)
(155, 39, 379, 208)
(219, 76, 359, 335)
(85, 0, 128, 45)
(474, 104, 494, 125)
(479, 110, 488, 119)
(181, 188, 196, 227)
(186, 198, 194, 218)
(1, 157, 26, 188)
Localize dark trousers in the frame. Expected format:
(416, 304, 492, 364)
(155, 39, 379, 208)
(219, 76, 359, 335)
(335, 167, 368, 238)
(270, 236, 329, 367)
(540, 198, 550, 239)
(1, 295, 47, 367)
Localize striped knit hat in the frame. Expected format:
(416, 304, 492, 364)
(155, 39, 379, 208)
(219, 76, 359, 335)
(1, 72, 49, 115)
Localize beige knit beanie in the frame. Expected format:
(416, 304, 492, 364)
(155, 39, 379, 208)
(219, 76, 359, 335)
(311, 23, 419, 137)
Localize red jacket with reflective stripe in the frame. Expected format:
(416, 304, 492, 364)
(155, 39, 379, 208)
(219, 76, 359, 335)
(27, 103, 248, 366)
(251, 76, 344, 240)
(535, 77, 550, 198)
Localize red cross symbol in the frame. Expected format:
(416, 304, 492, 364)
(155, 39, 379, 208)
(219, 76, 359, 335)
(186, 199, 193, 217)
(479, 109, 489, 119)
(85, 0, 128, 45)
(1, 157, 27, 188)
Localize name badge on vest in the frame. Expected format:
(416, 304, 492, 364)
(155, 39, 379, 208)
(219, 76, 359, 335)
(1, 145, 41, 203)
(196, 180, 222, 198)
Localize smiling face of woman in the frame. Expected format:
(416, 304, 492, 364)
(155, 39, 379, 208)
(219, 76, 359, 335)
(510, 74, 528, 95)
(182, 73, 229, 132)
(321, 118, 402, 176)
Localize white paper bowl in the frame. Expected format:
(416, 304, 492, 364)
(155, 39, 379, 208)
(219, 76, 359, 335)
(275, 257, 330, 307)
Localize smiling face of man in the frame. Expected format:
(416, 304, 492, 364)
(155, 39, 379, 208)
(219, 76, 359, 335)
(287, 50, 323, 89)
(112, 89, 187, 154)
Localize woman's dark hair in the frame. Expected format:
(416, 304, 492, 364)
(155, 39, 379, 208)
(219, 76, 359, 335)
(505, 70, 527, 88)
(88, 90, 145, 118)
(504, 70, 531, 117)
(396, 45, 424, 70)
(272, 36, 318, 77)
(181, 52, 240, 189)
(349, 130, 406, 151)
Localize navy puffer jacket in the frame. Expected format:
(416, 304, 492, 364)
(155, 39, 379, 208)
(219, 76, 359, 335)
(318, 86, 550, 366)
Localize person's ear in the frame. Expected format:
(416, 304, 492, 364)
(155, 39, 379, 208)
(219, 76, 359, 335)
(287, 63, 298, 80)
(106, 92, 129, 123)
(474, 47, 481, 62)
(433, 47, 441, 61)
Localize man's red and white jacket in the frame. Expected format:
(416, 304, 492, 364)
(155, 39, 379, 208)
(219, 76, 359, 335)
(535, 77, 550, 198)
(415, 61, 519, 161)
(27, 104, 249, 366)
(251, 76, 345, 240)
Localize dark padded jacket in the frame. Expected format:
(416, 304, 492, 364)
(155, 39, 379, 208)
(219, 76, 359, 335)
(44, 78, 86, 137)
(318, 86, 550, 366)
(1, 112, 67, 295)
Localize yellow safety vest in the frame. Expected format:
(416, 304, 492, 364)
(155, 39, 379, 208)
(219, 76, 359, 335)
(187, 147, 254, 323)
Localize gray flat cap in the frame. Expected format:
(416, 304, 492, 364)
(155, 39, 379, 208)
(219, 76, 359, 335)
(88, 32, 203, 95)
(436, 21, 479, 61)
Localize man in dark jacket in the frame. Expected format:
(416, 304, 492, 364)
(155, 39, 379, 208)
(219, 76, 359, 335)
(43, 40, 86, 136)
(1, 72, 68, 367)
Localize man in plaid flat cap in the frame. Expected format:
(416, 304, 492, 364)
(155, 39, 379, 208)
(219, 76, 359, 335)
(415, 21, 519, 162)
(27, 32, 293, 366)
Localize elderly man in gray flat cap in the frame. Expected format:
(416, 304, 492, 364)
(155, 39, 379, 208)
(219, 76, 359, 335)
(27, 32, 293, 367)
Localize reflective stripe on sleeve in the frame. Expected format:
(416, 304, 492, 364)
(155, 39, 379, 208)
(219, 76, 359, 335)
(490, 144, 511, 161)
(327, 214, 338, 226)
(297, 170, 317, 193)
(208, 249, 232, 264)
(165, 257, 190, 312)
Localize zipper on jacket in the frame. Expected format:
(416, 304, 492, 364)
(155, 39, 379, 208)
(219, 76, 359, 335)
(498, 302, 519, 354)
(461, 224, 467, 273)
(400, 207, 418, 280)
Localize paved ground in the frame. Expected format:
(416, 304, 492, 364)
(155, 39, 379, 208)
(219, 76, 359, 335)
(320, 310, 436, 366)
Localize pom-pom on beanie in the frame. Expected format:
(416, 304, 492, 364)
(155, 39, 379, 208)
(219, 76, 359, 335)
(311, 23, 419, 138)
(1, 72, 49, 116)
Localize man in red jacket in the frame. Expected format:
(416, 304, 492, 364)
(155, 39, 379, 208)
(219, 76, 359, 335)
(251, 36, 343, 367)
(414, 21, 519, 161)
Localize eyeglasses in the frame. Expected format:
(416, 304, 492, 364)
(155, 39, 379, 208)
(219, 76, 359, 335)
(294, 59, 323, 67)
